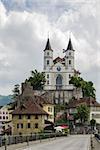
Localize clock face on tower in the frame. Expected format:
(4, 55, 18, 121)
(57, 66, 61, 71)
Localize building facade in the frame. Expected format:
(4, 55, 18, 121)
(12, 100, 48, 135)
(43, 38, 82, 104)
(67, 97, 100, 124)
(0, 105, 12, 135)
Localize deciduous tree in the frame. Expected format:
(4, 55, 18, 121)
(28, 69, 46, 90)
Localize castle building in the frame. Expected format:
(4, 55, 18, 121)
(43, 38, 82, 104)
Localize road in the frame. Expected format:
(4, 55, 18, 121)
(16, 135, 90, 150)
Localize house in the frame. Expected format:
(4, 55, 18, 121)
(0, 105, 12, 135)
(67, 98, 100, 124)
(12, 99, 48, 135)
(17, 82, 55, 123)
(33, 95, 54, 123)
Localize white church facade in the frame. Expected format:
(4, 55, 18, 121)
(43, 38, 82, 104)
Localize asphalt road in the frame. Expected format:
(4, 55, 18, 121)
(17, 135, 90, 150)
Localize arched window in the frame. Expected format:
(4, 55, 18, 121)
(56, 74, 63, 90)
(69, 60, 71, 65)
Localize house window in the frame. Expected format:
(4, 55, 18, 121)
(17, 123, 23, 128)
(69, 60, 71, 65)
(51, 108, 52, 112)
(21, 124, 23, 128)
(3, 116, 5, 119)
(6, 116, 8, 119)
(48, 107, 51, 112)
(47, 80, 49, 85)
(6, 112, 8, 114)
(3, 112, 5, 114)
(69, 74, 71, 78)
(19, 115, 22, 119)
(27, 115, 30, 119)
(27, 123, 31, 128)
(47, 74, 49, 78)
(35, 115, 38, 119)
(17, 124, 19, 128)
(0, 116, 2, 119)
(47, 60, 49, 65)
(35, 123, 38, 128)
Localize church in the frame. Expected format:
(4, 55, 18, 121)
(43, 38, 82, 104)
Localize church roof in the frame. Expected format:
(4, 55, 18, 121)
(53, 57, 65, 64)
(66, 38, 74, 51)
(44, 38, 53, 51)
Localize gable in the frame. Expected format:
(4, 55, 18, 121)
(51, 62, 66, 72)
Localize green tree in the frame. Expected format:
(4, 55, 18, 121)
(28, 69, 46, 90)
(12, 84, 20, 99)
(69, 76, 83, 88)
(76, 104, 89, 124)
(69, 76, 84, 99)
(12, 84, 20, 108)
(82, 81, 96, 98)
(69, 76, 96, 98)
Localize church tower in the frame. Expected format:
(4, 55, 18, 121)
(65, 38, 75, 70)
(44, 38, 53, 70)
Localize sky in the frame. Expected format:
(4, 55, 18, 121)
(0, 0, 100, 101)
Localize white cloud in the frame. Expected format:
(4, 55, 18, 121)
(0, 0, 100, 102)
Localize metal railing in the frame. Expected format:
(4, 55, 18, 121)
(0, 132, 67, 148)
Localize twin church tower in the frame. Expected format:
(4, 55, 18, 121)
(43, 37, 82, 104)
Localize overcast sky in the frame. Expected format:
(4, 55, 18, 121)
(0, 0, 100, 101)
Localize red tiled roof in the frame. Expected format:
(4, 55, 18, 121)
(12, 99, 48, 115)
(53, 57, 65, 64)
(67, 98, 100, 108)
(34, 95, 53, 105)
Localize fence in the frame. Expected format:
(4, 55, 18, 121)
(0, 132, 67, 148)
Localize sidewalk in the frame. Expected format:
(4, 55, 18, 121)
(92, 137, 100, 150)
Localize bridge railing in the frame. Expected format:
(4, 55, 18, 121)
(0, 132, 67, 147)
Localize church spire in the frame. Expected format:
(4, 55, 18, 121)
(67, 38, 74, 51)
(44, 38, 53, 51)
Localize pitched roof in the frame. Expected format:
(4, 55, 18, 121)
(12, 99, 48, 115)
(44, 38, 53, 51)
(33, 95, 53, 105)
(67, 98, 100, 108)
(53, 57, 65, 64)
(66, 38, 74, 51)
